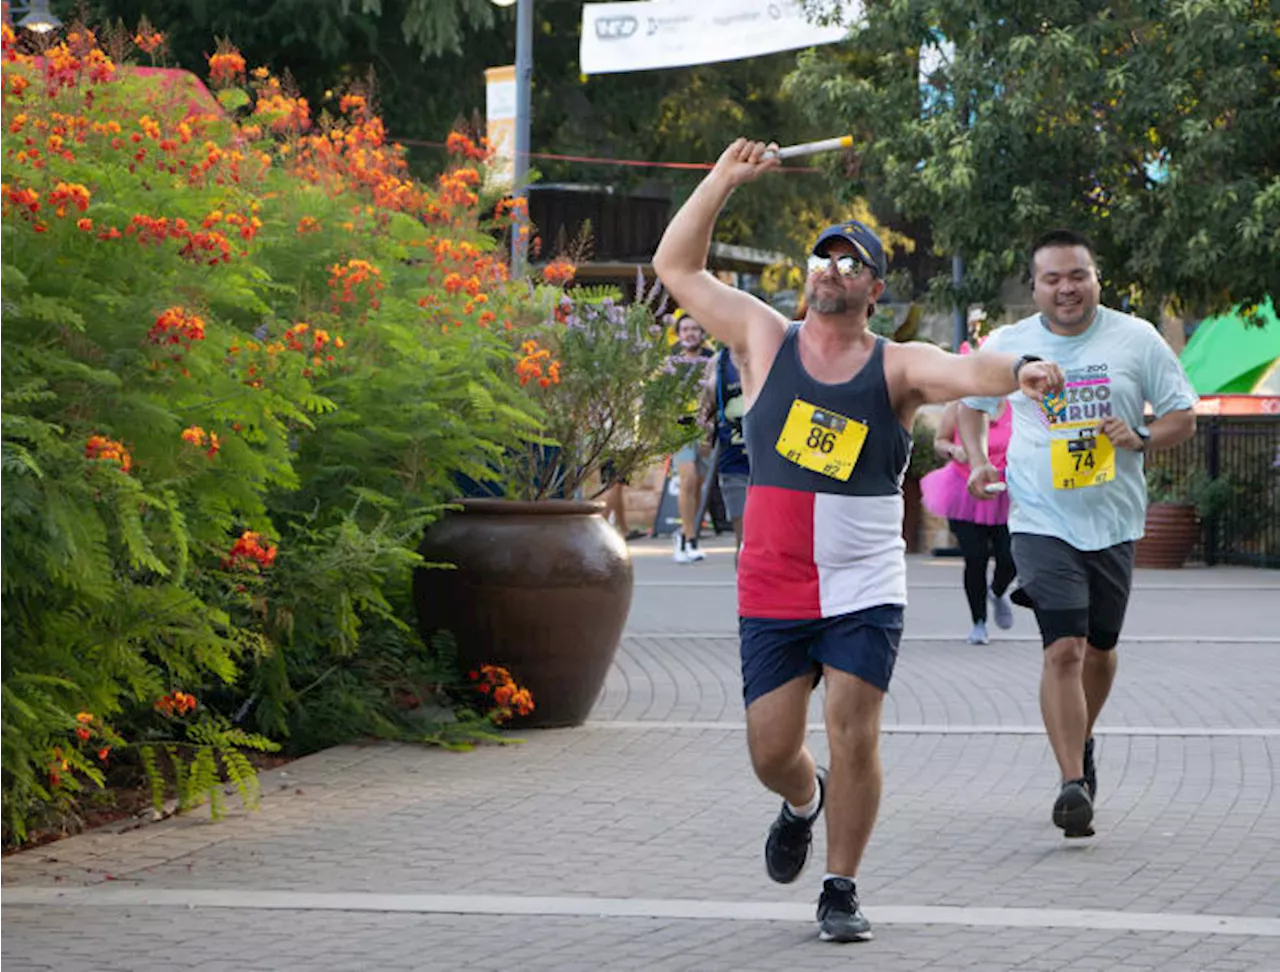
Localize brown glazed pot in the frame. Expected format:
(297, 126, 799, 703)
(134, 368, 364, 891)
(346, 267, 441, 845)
(1135, 502, 1199, 569)
(414, 499, 633, 728)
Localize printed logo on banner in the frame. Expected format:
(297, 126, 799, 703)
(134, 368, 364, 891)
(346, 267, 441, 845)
(595, 16, 639, 39)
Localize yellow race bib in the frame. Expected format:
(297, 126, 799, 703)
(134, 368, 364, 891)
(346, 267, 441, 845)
(775, 399, 868, 481)
(1051, 433, 1115, 490)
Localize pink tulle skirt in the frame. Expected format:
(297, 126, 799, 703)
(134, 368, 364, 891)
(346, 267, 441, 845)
(919, 463, 1009, 526)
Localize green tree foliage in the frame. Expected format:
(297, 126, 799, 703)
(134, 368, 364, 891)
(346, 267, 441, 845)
(787, 0, 1280, 320)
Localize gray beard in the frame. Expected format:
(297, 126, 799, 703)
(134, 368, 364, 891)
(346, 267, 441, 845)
(808, 291, 848, 314)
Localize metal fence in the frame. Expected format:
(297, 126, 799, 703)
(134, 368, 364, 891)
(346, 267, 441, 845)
(1144, 415, 1280, 567)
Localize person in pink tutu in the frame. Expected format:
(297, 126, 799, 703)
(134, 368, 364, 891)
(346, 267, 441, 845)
(921, 391, 1015, 645)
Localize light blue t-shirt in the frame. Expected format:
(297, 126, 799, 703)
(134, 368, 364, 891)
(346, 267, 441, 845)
(964, 306, 1198, 551)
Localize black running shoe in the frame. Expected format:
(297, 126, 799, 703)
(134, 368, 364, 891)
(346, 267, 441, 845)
(1083, 737, 1097, 799)
(817, 877, 873, 943)
(1053, 778, 1095, 838)
(764, 767, 826, 884)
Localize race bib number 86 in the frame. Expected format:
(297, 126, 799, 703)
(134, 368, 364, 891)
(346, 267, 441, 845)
(775, 398, 868, 481)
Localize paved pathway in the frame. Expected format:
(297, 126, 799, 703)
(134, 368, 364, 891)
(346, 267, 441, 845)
(4, 539, 1278, 971)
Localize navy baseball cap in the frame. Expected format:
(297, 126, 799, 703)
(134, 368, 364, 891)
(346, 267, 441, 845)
(812, 221, 887, 278)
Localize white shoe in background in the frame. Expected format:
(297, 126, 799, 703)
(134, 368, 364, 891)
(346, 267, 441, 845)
(673, 533, 692, 564)
(991, 590, 1014, 629)
(966, 621, 990, 645)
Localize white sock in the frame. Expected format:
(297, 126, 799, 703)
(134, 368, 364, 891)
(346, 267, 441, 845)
(786, 778, 821, 819)
(823, 873, 857, 886)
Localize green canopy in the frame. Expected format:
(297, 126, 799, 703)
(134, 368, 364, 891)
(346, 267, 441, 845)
(1179, 298, 1280, 394)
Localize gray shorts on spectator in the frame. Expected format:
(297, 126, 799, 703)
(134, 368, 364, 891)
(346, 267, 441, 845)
(719, 471, 748, 520)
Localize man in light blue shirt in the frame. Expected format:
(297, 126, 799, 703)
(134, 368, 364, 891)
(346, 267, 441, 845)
(960, 229, 1197, 839)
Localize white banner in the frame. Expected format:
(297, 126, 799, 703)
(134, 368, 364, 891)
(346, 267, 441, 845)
(484, 65, 516, 193)
(580, 0, 862, 75)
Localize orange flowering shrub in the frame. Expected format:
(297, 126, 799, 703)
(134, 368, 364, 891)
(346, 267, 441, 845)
(467, 665, 535, 723)
(1, 22, 542, 842)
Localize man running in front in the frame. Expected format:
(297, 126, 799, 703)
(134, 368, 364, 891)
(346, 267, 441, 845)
(653, 138, 1066, 944)
(958, 229, 1197, 839)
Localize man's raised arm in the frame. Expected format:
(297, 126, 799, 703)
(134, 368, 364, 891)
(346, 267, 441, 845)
(653, 139, 786, 354)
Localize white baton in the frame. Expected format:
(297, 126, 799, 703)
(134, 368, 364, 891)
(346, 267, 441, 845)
(764, 135, 854, 160)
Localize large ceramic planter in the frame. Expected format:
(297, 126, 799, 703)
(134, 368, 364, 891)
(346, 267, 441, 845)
(1135, 502, 1199, 568)
(414, 499, 633, 728)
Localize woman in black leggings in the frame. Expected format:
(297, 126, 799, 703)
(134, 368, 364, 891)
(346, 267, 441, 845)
(920, 400, 1016, 644)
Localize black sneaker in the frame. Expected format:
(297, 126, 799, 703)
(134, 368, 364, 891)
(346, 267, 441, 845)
(1083, 737, 1097, 799)
(1053, 778, 1095, 838)
(817, 877, 873, 943)
(764, 767, 826, 884)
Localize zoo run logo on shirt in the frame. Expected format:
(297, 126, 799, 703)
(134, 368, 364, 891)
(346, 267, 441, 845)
(1040, 363, 1114, 431)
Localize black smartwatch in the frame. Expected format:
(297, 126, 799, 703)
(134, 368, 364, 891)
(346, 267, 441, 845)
(1012, 354, 1043, 382)
(1135, 425, 1151, 452)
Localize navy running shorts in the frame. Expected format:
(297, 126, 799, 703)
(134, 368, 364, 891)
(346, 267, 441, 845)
(739, 604, 903, 706)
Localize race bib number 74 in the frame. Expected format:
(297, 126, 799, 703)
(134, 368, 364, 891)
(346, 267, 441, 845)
(1051, 433, 1115, 490)
(775, 398, 868, 481)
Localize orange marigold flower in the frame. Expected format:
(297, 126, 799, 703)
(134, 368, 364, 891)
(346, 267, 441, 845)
(76, 711, 93, 724)
(445, 131, 491, 162)
(224, 530, 278, 572)
(77, 217, 93, 231)
(48, 181, 91, 217)
(208, 48, 247, 88)
(542, 259, 576, 286)
(5, 185, 40, 213)
(134, 30, 165, 55)
(155, 691, 198, 717)
(85, 435, 132, 473)
(148, 307, 206, 347)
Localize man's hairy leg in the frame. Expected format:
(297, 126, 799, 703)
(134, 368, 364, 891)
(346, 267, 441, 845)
(1041, 636, 1088, 780)
(821, 668, 884, 877)
(746, 674, 817, 805)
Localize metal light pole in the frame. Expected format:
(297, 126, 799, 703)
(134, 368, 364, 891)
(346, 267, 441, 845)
(8, 0, 62, 33)
(492, 0, 533, 278)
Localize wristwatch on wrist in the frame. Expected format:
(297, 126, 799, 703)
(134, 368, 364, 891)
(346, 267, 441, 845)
(1012, 354, 1043, 383)
(1135, 425, 1151, 452)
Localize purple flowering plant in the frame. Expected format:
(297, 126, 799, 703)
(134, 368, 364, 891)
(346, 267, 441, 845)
(502, 270, 704, 501)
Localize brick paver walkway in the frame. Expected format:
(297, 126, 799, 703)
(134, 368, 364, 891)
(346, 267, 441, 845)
(4, 539, 1278, 971)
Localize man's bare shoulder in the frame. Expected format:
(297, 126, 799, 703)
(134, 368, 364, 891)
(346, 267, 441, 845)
(883, 339, 950, 370)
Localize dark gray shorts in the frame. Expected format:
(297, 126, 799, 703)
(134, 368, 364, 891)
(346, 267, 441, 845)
(1011, 533, 1135, 649)
(719, 472, 748, 520)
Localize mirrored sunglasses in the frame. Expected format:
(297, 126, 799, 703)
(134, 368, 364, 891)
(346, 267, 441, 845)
(807, 253, 870, 278)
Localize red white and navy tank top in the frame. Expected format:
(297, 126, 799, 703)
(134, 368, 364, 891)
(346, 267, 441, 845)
(739, 326, 911, 619)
